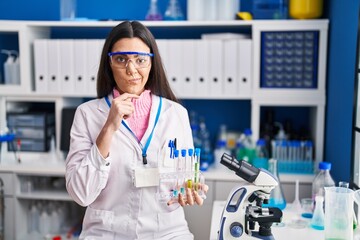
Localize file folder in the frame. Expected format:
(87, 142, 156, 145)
(86, 39, 101, 95)
(238, 39, 252, 97)
(195, 40, 209, 97)
(156, 40, 169, 78)
(181, 40, 196, 97)
(47, 40, 61, 93)
(74, 40, 88, 94)
(59, 39, 75, 93)
(223, 39, 238, 96)
(167, 40, 183, 97)
(208, 39, 223, 96)
(34, 39, 48, 93)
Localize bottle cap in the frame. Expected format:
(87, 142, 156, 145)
(244, 128, 252, 136)
(181, 149, 187, 157)
(256, 139, 266, 146)
(174, 149, 179, 158)
(216, 140, 226, 147)
(319, 162, 331, 170)
(188, 148, 194, 156)
(195, 148, 201, 156)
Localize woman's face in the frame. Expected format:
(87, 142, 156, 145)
(110, 37, 152, 95)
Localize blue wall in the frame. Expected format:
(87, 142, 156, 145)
(0, 0, 186, 21)
(1, 0, 360, 182)
(325, 0, 360, 183)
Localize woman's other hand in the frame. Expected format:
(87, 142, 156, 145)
(167, 183, 209, 207)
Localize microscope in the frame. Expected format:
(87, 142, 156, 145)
(217, 153, 283, 240)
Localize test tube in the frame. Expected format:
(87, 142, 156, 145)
(180, 149, 187, 172)
(194, 148, 201, 190)
(188, 148, 194, 172)
(173, 149, 179, 172)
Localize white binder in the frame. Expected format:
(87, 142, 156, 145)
(47, 40, 61, 93)
(74, 40, 88, 94)
(181, 40, 196, 97)
(195, 40, 209, 97)
(208, 39, 223, 96)
(34, 39, 48, 93)
(156, 39, 169, 78)
(59, 39, 75, 93)
(238, 39, 252, 97)
(167, 40, 183, 97)
(223, 39, 238, 96)
(86, 39, 101, 95)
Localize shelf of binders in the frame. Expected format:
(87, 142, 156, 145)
(0, 19, 328, 99)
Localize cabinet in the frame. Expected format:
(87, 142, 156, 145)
(0, 19, 328, 239)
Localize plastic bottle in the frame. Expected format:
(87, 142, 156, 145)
(146, 0, 163, 20)
(10, 51, 20, 85)
(213, 140, 231, 169)
(1, 50, 16, 85)
(198, 118, 213, 170)
(28, 202, 39, 233)
(242, 128, 256, 163)
(312, 162, 335, 202)
(253, 138, 269, 169)
(164, 0, 185, 20)
(235, 134, 246, 161)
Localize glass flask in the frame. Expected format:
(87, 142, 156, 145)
(264, 158, 287, 210)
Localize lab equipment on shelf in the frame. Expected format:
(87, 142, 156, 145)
(164, 0, 184, 20)
(145, 0, 163, 20)
(271, 139, 314, 174)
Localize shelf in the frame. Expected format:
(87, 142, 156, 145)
(17, 190, 71, 201)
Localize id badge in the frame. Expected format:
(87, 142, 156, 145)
(134, 168, 160, 188)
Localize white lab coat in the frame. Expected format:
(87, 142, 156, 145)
(66, 94, 195, 240)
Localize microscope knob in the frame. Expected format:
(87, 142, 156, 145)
(230, 222, 243, 238)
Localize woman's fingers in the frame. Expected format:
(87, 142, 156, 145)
(186, 187, 194, 206)
(193, 190, 204, 206)
(178, 193, 186, 207)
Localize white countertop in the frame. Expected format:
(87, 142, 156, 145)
(0, 152, 315, 182)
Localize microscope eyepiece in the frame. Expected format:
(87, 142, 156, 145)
(220, 153, 260, 183)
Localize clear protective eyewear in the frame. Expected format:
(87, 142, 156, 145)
(108, 51, 154, 69)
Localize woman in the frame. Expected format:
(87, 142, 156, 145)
(65, 21, 207, 240)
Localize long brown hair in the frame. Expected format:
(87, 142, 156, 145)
(97, 21, 178, 102)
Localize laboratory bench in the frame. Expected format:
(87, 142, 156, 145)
(0, 153, 314, 240)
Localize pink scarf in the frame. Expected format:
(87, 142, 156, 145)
(113, 88, 152, 140)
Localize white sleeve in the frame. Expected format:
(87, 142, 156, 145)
(65, 106, 111, 207)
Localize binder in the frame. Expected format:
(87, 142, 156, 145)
(181, 40, 196, 97)
(59, 39, 75, 93)
(47, 40, 61, 93)
(223, 39, 238, 96)
(167, 40, 183, 96)
(86, 39, 101, 95)
(34, 39, 48, 93)
(156, 40, 169, 77)
(195, 40, 209, 97)
(238, 39, 252, 97)
(74, 40, 88, 94)
(208, 39, 223, 96)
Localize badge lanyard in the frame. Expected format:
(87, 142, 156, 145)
(104, 95, 162, 165)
